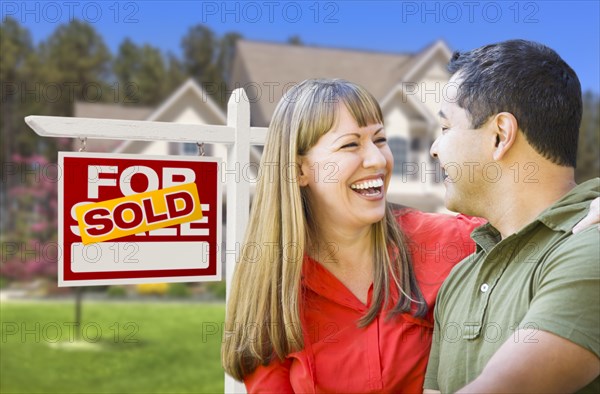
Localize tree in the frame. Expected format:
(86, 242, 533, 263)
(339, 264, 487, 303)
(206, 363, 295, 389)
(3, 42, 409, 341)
(1, 19, 107, 288)
(181, 25, 218, 83)
(216, 32, 242, 86)
(1, 17, 33, 165)
(1, 153, 59, 282)
(114, 38, 168, 105)
(38, 19, 111, 113)
(575, 91, 600, 182)
(0, 18, 66, 241)
(165, 52, 187, 94)
(1, 18, 32, 235)
(287, 35, 303, 45)
(181, 25, 242, 106)
(113, 38, 139, 88)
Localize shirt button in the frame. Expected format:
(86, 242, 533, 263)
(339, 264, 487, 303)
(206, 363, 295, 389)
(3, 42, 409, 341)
(480, 283, 489, 293)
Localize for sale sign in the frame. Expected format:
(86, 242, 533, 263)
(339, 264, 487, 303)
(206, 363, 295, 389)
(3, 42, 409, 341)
(58, 152, 221, 286)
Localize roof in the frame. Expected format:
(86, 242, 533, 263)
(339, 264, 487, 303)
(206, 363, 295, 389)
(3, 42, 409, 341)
(73, 102, 154, 152)
(74, 102, 154, 120)
(115, 78, 226, 153)
(230, 40, 448, 126)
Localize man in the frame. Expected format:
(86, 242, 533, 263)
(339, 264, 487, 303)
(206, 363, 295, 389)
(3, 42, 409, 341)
(425, 40, 599, 393)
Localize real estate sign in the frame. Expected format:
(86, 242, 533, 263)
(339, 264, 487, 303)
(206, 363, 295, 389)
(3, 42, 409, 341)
(58, 152, 221, 286)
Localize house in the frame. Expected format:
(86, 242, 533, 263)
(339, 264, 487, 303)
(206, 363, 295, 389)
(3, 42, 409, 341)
(76, 39, 452, 212)
(229, 39, 449, 211)
(76, 79, 228, 158)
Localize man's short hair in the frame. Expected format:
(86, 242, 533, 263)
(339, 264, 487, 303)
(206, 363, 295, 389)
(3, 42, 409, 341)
(448, 39, 582, 167)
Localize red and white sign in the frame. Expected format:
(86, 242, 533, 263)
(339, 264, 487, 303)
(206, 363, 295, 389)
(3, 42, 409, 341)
(58, 152, 221, 286)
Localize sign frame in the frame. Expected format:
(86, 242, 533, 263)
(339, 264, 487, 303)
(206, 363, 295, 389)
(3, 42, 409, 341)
(58, 151, 222, 287)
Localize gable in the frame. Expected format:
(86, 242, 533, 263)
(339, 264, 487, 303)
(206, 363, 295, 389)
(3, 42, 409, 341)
(153, 90, 224, 125)
(383, 91, 430, 139)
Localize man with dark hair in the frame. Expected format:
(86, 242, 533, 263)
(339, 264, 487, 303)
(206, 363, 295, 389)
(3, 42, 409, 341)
(425, 39, 599, 393)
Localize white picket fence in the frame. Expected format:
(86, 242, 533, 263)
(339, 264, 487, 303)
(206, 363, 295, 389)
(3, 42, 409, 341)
(25, 88, 259, 393)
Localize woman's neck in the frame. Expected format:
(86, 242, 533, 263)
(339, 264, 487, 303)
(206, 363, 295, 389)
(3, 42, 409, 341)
(308, 225, 375, 304)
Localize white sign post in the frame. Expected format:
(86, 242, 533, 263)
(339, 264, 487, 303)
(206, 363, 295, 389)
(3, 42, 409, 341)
(26, 88, 259, 393)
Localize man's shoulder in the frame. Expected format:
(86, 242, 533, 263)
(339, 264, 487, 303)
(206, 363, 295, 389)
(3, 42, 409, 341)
(540, 226, 600, 274)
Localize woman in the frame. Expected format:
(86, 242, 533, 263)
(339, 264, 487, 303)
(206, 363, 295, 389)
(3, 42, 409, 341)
(221, 79, 595, 392)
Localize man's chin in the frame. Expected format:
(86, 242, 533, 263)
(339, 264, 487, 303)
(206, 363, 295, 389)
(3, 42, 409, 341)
(444, 194, 462, 214)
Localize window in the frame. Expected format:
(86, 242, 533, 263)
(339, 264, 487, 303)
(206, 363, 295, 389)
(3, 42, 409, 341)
(181, 143, 198, 156)
(388, 137, 408, 175)
(410, 137, 420, 151)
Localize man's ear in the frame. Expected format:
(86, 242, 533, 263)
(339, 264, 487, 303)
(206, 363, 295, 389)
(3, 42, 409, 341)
(492, 112, 518, 161)
(297, 157, 310, 187)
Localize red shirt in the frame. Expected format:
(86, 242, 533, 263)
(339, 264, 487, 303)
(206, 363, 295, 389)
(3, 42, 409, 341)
(245, 210, 484, 393)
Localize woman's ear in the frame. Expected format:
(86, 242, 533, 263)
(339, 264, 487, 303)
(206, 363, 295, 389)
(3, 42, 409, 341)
(492, 112, 518, 161)
(297, 157, 310, 187)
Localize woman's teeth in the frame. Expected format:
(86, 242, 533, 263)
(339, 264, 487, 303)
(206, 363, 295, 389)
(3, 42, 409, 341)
(350, 178, 384, 196)
(350, 178, 384, 190)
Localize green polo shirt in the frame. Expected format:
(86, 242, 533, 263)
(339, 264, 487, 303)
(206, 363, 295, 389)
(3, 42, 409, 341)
(424, 178, 600, 393)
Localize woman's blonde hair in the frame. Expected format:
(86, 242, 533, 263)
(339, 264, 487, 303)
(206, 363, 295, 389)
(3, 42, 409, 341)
(222, 79, 426, 380)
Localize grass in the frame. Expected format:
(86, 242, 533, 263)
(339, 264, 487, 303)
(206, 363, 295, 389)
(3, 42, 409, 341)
(0, 300, 226, 393)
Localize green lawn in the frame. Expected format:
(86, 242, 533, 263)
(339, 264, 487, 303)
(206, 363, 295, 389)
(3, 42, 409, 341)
(0, 301, 226, 393)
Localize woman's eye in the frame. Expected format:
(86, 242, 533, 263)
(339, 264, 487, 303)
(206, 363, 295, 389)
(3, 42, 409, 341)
(375, 137, 387, 144)
(341, 142, 359, 149)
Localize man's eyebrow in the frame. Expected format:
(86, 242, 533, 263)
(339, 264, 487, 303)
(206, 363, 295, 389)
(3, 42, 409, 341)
(438, 110, 448, 119)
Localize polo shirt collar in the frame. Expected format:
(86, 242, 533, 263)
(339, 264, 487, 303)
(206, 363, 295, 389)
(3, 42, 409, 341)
(470, 224, 502, 253)
(536, 178, 599, 232)
(471, 178, 599, 252)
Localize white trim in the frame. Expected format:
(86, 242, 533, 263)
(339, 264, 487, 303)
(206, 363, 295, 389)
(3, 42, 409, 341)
(148, 78, 226, 123)
(379, 86, 437, 130)
(379, 40, 451, 132)
(403, 40, 452, 82)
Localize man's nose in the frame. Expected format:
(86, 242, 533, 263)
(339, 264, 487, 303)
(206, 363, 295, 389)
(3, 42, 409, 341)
(430, 137, 440, 159)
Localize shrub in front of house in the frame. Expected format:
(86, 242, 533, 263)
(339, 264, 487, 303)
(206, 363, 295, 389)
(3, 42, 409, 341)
(167, 283, 191, 298)
(136, 283, 168, 296)
(207, 281, 226, 300)
(107, 286, 127, 298)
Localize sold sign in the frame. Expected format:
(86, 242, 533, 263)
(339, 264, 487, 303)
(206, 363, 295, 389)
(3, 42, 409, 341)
(76, 182, 202, 244)
(58, 152, 221, 287)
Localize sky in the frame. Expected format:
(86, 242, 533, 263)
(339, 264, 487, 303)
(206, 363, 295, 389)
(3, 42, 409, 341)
(3, 0, 600, 93)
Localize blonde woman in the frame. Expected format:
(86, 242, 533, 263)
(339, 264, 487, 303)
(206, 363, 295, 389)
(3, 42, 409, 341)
(222, 79, 598, 393)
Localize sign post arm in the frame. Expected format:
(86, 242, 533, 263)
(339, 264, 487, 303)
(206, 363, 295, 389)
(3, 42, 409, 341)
(24, 116, 236, 143)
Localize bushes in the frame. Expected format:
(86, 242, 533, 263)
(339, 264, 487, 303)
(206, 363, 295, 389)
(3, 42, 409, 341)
(206, 281, 226, 299)
(167, 283, 191, 298)
(135, 283, 169, 296)
(107, 286, 127, 298)
(89, 282, 228, 300)
(134, 283, 192, 298)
